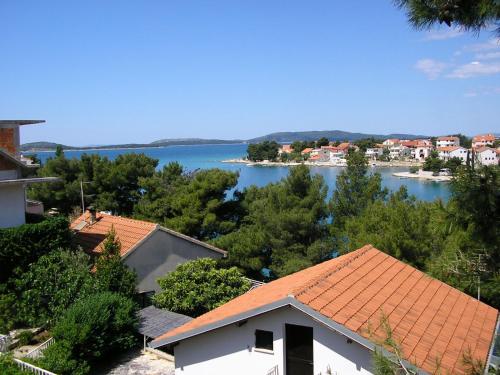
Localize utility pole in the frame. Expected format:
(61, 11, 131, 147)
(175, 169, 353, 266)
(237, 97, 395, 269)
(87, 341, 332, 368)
(80, 180, 92, 214)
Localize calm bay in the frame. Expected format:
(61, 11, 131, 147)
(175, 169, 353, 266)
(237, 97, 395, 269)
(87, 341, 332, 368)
(35, 143, 450, 201)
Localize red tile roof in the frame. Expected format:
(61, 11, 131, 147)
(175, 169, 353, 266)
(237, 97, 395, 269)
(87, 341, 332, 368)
(337, 142, 350, 150)
(473, 134, 495, 143)
(475, 147, 495, 154)
(301, 147, 313, 154)
(153, 245, 498, 374)
(71, 212, 158, 256)
(437, 146, 462, 152)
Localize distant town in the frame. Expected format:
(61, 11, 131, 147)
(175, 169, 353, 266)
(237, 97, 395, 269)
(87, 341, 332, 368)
(229, 133, 500, 181)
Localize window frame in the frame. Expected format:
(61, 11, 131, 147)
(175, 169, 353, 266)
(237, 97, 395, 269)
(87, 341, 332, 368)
(254, 329, 274, 352)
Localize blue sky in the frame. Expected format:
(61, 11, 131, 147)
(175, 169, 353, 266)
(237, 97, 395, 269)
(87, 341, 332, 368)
(1, 1, 499, 145)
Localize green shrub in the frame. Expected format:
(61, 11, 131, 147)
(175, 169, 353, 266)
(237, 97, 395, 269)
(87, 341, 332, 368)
(14, 249, 95, 327)
(0, 216, 72, 282)
(37, 341, 89, 375)
(0, 285, 18, 333)
(39, 292, 138, 374)
(0, 354, 27, 375)
(17, 331, 34, 346)
(409, 166, 419, 174)
(154, 258, 251, 317)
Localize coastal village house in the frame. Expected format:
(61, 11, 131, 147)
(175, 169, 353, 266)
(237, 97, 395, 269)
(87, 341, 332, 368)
(475, 147, 498, 166)
(0, 120, 58, 228)
(71, 210, 227, 294)
(436, 136, 460, 148)
(472, 133, 496, 149)
(150, 245, 499, 375)
(437, 146, 468, 163)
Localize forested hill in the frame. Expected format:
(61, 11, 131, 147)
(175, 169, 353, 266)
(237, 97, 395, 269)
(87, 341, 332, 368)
(20, 139, 244, 152)
(248, 130, 429, 143)
(21, 130, 430, 151)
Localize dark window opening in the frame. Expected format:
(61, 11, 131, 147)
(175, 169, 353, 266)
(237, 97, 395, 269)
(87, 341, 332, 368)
(255, 329, 273, 351)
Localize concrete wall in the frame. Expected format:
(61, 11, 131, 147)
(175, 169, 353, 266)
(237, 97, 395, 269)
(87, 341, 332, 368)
(173, 306, 374, 375)
(124, 229, 224, 293)
(0, 185, 26, 228)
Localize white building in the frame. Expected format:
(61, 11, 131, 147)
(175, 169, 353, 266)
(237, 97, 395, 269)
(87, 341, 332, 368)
(436, 136, 460, 148)
(388, 145, 410, 160)
(365, 148, 383, 160)
(472, 134, 495, 149)
(437, 146, 468, 163)
(0, 120, 58, 228)
(413, 146, 433, 161)
(475, 147, 498, 166)
(150, 245, 498, 375)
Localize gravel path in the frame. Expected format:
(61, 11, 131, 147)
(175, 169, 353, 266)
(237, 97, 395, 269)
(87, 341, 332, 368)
(97, 348, 175, 375)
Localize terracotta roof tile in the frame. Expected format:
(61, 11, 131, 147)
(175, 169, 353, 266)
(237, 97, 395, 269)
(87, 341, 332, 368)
(152, 245, 498, 374)
(70, 212, 157, 256)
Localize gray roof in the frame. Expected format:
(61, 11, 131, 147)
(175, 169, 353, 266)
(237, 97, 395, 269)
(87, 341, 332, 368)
(0, 120, 45, 127)
(138, 306, 193, 339)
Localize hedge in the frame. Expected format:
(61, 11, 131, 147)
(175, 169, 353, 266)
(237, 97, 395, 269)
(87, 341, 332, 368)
(0, 216, 72, 282)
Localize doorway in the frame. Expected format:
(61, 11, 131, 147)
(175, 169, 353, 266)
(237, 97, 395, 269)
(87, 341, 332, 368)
(285, 324, 313, 375)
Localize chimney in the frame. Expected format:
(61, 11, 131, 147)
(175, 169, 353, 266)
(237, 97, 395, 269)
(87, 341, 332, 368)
(88, 206, 97, 224)
(0, 126, 19, 156)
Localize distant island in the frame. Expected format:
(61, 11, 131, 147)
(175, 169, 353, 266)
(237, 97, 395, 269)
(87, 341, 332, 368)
(21, 130, 429, 152)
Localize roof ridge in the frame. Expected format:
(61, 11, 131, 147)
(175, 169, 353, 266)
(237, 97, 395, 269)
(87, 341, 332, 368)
(293, 245, 374, 298)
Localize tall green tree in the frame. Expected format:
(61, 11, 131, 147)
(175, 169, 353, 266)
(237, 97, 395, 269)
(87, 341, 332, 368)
(423, 150, 444, 173)
(215, 165, 332, 278)
(29, 152, 158, 215)
(394, 0, 500, 35)
(94, 228, 137, 299)
(330, 150, 387, 231)
(339, 187, 443, 268)
(247, 141, 280, 161)
(135, 163, 240, 240)
(316, 137, 330, 148)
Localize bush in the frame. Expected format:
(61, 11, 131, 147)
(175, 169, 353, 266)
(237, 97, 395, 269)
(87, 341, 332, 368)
(17, 330, 34, 346)
(0, 216, 72, 282)
(14, 249, 95, 327)
(0, 354, 26, 375)
(39, 292, 138, 374)
(409, 166, 419, 174)
(37, 341, 89, 375)
(154, 258, 251, 317)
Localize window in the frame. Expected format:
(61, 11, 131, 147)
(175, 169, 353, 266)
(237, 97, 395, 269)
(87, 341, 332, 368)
(255, 329, 273, 351)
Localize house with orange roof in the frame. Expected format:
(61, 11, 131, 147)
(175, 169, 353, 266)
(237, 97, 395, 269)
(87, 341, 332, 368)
(150, 245, 498, 375)
(71, 209, 227, 294)
(382, 138, 399, 147)
(301, 147, 314, 155)
(0, 120, 59, 228)
(475, 147, 498, 166)
(436, 136, 460, 148)
(472, 133, 496, 149)
(437, 146, 468, 163)
(279, 144, 293, 154)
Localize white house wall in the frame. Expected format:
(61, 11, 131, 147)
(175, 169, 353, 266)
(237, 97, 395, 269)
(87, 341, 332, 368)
(0, 185, 26, 228)
(173, 306, 374, 375)
(124, 230, 224, 293)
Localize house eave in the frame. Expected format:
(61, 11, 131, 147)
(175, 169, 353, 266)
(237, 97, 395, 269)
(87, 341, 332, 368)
(0, 177, 60, 186)
(149, 297, 427, 374)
